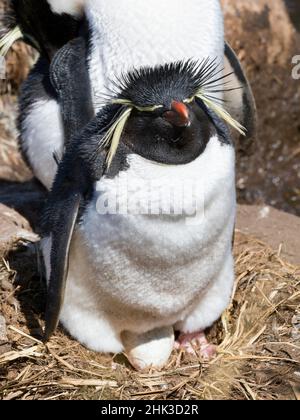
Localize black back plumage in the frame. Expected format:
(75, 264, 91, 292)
(9, 0, 80, 59)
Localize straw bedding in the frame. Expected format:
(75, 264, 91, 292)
(0, 232, 299, 400)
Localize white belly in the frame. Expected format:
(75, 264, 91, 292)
(21, 98, 64, 190)
(87, 0, 224, 106)
(65, 136, 235, 333)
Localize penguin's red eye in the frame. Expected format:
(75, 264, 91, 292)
(163, 101, 190, 128)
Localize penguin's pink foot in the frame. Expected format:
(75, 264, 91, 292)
(174, 331, 216, 360)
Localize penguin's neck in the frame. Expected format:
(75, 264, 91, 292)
(86, 0, 225, 109)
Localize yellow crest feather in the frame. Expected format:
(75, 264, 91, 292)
(197, 95, 246, 136)
(195, 91, 246, 136)
(106, 107, 132, 168)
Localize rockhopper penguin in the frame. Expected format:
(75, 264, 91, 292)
(41, 55, 242, 370)
(0, 0, 257, 369)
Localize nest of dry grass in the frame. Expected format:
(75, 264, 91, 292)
(0, 232, 299, 400)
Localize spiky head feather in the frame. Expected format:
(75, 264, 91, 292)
(101, 59, 246, 168)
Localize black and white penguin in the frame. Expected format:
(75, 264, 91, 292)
(0, 0, 256, 189)
(41, 53, 242, 370)
(0, 0, 257, 369)
(0, 0, 91, 184)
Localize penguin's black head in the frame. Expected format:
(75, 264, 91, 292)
(100, 60, 244, 167)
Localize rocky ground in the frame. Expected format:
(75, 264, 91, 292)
(0, 0, 299, 400)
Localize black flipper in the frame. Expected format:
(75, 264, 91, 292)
(50, 35, 95, 144)
(43, 35, 95, 342)
(224, 42, 257, 151)
(44, 189, 81, 342)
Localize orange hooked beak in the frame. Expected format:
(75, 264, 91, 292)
(163, 101, 190, 128)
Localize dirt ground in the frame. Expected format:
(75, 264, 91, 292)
(222, 0, 300, 216)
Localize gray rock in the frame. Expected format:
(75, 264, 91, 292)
(0, 203, 39, 258)
(237, 204, 300, 266)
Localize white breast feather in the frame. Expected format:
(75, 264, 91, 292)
(58, 136, 235, 342)
(21, 98, 64, 190)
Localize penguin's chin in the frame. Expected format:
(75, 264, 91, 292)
(121, 107, 214, 165)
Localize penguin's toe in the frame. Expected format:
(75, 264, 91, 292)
(175, 331, 217, 360)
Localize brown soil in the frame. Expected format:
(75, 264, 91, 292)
(222, 0, 300, 216)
